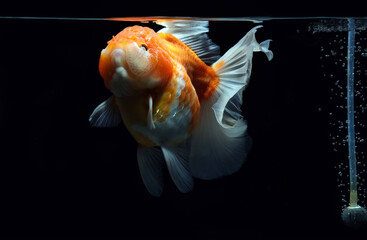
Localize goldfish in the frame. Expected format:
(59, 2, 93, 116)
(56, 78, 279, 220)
(90, 21, 273, 196)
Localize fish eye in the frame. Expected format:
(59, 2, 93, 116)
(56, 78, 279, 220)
(141, 44, 148, 51)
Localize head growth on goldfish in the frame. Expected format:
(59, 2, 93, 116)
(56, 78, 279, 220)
(99, 26, 173, 96)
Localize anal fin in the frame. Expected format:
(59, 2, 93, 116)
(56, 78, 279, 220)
(161, 142, 194, 193)
(137, 146, 165, 197)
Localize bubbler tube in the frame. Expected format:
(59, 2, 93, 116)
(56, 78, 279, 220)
(341, 18, 367, 228)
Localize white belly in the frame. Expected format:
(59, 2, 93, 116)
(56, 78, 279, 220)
(133, 105, 192, 146)
(132, 67, 193, 146)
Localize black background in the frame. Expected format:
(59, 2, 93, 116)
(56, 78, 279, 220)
(1, 2, 367, 239)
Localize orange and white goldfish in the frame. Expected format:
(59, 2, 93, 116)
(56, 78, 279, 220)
(90, 21, 273, 196)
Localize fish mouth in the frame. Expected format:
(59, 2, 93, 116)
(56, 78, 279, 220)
(108, 48, 136, 96)
(111, 48, 125, 68)
(110, 64, 160, 97)
(108, 45, 161, 96)
(110, 65, 136, 97)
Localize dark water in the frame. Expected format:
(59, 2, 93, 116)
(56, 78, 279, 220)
(0, 17, 367, 239)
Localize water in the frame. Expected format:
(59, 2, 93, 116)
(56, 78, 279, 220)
(1, 16, 367, 238)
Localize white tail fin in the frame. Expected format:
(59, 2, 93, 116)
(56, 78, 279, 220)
(189, 26, 272, 180)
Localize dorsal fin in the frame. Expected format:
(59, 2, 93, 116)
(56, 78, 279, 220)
(157, 20, 220, 65)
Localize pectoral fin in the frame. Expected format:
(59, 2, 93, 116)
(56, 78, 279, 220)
(147, 96, 155, 130)
(89, 96, 122, 127)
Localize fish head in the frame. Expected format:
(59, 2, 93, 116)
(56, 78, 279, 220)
(99, 26, 173, 96)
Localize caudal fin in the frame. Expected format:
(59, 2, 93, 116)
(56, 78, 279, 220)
(189, 26, 273, 180)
